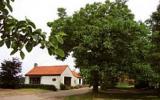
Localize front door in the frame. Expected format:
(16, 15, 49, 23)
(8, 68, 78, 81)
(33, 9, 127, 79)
(64, 77, 71, 86)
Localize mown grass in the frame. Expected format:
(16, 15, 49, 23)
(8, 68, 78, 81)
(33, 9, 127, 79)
(115, 82, 134, 88)
(65, 89, 160, 100)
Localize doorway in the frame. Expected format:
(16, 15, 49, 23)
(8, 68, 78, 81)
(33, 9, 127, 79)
(64, 77, 71, 86)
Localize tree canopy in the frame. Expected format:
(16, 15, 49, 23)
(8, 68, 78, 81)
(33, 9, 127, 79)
(48, 0, 151, 92)
(147, 3, 160, 85)
(0, 58, 22, 88)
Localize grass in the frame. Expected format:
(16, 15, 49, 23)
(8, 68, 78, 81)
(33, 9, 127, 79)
(65, 89, 160, 100)
(18, 88, 52, 93)
(115, 82, 134, 88)
(0, 88, 52, 96)
(65, 92, 160, 100)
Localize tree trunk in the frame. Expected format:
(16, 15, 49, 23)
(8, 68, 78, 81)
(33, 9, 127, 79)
(91, 70, 99, 93)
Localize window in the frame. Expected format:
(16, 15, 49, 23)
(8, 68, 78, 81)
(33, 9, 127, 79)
(79, 79, 81, 84)
(29, 77, 40, 84)
(52, 78, 56, 81)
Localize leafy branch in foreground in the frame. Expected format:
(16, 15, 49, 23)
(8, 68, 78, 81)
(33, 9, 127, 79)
(0, 0, 65, 59)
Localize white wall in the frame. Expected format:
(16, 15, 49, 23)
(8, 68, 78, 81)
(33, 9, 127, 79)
(25, 76, 29, 84)
(25, 67, 83, 89)
(72, 76, 83, 86)
(61, 67, 83, 86)
(25, 75, 61, 89)
(60, 67, 74, 85)
(41, 76, 61, 89)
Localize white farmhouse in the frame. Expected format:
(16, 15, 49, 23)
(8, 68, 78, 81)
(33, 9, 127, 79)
(25, 65, 82, 89)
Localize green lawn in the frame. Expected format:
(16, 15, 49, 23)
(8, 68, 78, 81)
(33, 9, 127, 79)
(115, 82, 134, 88)
(65, 89, 160, 100)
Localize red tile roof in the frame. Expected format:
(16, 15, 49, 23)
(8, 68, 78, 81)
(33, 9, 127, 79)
(25, 65, 67, 76)
(72, 71, 81, 78)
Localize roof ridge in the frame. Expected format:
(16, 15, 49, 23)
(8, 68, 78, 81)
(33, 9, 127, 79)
(25, 65, 68, 76)
(34, 65, 68, 67)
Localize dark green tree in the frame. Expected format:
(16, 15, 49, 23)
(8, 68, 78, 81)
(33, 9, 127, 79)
(147, 3, 160, 87)
(149, 4, 160, 71)
(0, 58, 22, 88)
(48, 0, 150, 92)
(80, 68, 91, 85)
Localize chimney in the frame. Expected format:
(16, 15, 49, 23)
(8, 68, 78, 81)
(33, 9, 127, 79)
(34, 63, 38, 67)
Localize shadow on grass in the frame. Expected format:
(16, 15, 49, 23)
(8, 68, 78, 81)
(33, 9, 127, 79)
(65, 89, 160, 100)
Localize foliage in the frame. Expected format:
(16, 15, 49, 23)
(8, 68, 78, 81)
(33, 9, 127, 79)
(80, 69, 91, 84)
(148, 4, 160, 72)
(21, 84, 57, 91)
(0, 0, 65, 59)
(60, 83, 70, 90)
(48, 0, 151, 92)
(0, 58, 22, 88)
(71, 85, 83, 89)
(146, 3, 160, 88)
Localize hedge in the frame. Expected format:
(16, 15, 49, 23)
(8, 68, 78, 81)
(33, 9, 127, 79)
(20, 84, 57, 91)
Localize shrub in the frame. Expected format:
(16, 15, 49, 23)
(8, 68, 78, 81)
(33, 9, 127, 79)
(71, 85, 83, 89)
(21, 84, 57, 91)
(135, 80, 150, 89)
(60, 83, 70, 90)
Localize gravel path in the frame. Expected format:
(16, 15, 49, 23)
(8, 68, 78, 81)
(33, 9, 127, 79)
(0, 87, 91, 100)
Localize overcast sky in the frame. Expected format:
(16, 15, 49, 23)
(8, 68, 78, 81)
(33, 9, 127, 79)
(0, 0, 159, 75)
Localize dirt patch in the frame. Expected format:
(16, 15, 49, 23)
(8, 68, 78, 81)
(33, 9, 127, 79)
(0, 87, 91, 100)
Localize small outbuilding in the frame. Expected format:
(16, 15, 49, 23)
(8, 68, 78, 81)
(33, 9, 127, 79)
(25, 65, 82, 89)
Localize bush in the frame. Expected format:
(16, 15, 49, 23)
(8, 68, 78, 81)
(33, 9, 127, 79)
(60, 83, 70, 90)
(71, 85, 83, 89)
(135, 80, 149, 89)
(21, 84, 57, 91)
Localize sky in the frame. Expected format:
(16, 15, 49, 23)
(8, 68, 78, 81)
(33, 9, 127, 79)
(0, 0, 159, 75)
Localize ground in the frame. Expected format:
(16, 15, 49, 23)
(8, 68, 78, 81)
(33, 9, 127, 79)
(65, 88, 160, 100)
(0, 87, 91, 100)
(0, 87, 160, 100)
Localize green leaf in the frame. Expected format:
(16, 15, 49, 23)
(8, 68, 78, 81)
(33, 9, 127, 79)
(55, 35, 63, 44)
(10, 49, 18, 55)
(48, 48, 53, 55)
(50, 36, 58, 49)
(25, 42, 33, 52)
(58, 32, 67, 36)
(5, 39, 11, 48)
(47, 22, 52, 27)
(6, 0, 13, 12)
(11, 41, 17, 49)
(17, 21, 27, 28)
(40, 41, 45, 49)
(55, 49, 64, 57)
(2, 8, 9, 15)
(20, 51, 25, 59)
(0, 40, 4, 47)
(26, 18, 36, 29)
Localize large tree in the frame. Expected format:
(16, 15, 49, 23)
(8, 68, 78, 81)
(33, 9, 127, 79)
(147, 3, 160, 86)
(48, 0, 150, 92)
(0, 0, 65, 58)
(0, 58, 22, 88)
